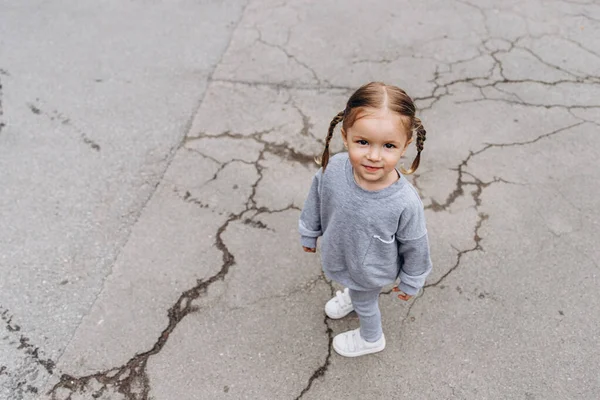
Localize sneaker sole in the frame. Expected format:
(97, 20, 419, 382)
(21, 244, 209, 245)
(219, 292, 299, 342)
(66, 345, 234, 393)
(333, 336, 386, 358)
(325, 307, 354, 319)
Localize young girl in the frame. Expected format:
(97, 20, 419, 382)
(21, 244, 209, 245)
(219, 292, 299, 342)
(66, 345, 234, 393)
(299, 82, 432, 357)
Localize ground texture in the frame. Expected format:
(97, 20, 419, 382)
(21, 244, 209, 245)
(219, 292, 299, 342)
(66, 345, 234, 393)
(1, 1, 599, 399)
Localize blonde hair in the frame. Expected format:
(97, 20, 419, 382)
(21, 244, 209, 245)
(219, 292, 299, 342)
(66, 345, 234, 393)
(319, 82, 426, 174)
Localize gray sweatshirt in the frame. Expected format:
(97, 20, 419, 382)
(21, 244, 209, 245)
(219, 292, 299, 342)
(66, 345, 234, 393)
(299, 152, 432, 295)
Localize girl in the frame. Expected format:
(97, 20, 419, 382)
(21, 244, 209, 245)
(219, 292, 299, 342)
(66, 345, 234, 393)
(299, 82, 432, 357)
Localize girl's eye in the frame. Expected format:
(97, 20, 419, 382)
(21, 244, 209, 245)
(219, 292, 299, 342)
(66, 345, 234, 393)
(357, 140, 368, 145)
(384, 143, 396, 149)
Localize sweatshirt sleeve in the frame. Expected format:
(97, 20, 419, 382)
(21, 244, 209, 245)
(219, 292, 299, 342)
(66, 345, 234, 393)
(395, 195, 433, 296)
(298, 168, 323, 249)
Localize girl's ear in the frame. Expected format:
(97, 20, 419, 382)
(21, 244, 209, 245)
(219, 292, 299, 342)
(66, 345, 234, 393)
(400, 137, 413, 157)
(341, 127, 348, 148)
(341, 128, 348, 148)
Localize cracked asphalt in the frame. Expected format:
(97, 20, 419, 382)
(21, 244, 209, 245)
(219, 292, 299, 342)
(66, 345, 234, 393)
(1, 0, 599, 399)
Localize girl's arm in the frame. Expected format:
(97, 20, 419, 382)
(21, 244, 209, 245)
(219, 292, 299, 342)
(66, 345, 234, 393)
(397, 234, 432, 295)
(298, 169, 323, 249)
(396, 196, 433, 296)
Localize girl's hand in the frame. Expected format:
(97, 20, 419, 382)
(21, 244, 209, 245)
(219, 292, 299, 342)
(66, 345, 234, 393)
(302, 246, 316, 253)
(393, 286, 412, 301)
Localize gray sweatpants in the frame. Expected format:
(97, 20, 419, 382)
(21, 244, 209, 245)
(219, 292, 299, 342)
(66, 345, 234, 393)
(348, 288, 383, 342)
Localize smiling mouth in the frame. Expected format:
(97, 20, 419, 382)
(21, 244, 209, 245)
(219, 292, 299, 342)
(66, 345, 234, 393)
(363, 165, 382, 172)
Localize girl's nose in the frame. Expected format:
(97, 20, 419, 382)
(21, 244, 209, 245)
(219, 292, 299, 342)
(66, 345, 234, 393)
(367, 147, 381, 161)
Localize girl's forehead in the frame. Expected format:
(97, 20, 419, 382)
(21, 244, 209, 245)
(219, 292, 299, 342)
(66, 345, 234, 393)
(349, 112, 410, 140)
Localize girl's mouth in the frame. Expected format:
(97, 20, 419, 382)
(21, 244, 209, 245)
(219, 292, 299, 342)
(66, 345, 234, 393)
(363, 165, 381, 172)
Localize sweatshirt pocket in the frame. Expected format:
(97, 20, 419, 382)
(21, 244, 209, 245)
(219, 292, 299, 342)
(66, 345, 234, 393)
(362, 235, 399, 282)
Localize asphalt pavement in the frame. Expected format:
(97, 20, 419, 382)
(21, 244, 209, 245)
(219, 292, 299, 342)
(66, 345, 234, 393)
(1, 1, 599, 399)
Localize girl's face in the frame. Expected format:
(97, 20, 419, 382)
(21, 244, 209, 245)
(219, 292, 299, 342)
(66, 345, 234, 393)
(342, 108, 410, 191)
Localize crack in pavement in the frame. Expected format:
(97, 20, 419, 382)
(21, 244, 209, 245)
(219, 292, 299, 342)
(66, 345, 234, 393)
(376, 210, 488, 344)
(426, 212, 489, 289)
(1, 306, 21, 333)
(1, 306, 55, 398)
(569, 12, 600, 23)
(401, 122, 586, 325)
(288, 97, 325, 145)
(293, 274, 335, 400)
(378, 283, 426, 332)
(247, 144, 267, 209)
(220, 1, 597, 105)
(412, 123, 589, 315)
(211, 3, 598, 116)
(207, 158, 258, 189)
(187, 128, 318, 167)
(1, 306, 56, 376)
(398, 289, 425, 328)
(505, 41, 599, 82)
(26, 100, 101, 152)
(475, 121, 585, 151)
(229, 272, 329, 312)
(180, 189, 210, 208)
(0, 69, 12, 134)
(426, 122, 584, 212)
(411, 8, 600, 111)
(211, 77, 356, 92)
(45, 3, 262, 396)
(47, 129, 322, 399)
(48, 210, 241, 400)
(0, 74, 4, 135)
(459, 94, 600, 110)
(294, 315, 333, 400)
(420, 123, 585, 288)
(254, 27, 323, 86)
(242, 217, 273, 230)
(0, 69, 13, 135)
(252, 203, 301, 216)
(351, 52, 438, 66)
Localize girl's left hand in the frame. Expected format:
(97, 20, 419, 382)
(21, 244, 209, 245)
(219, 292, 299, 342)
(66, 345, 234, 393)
(393, 286, 412, 301)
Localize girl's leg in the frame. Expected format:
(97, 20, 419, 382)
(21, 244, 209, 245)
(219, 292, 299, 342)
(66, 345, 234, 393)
(348, 288, 383, 342)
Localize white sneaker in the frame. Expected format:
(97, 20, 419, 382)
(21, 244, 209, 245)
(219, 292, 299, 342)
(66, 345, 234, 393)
(325, 288, 354, 319)
(333, 328, 386, 357)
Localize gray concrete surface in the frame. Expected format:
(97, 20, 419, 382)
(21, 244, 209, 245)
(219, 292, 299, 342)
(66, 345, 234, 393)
(1, 0, 599, 399)
(0, 0, 247, 398)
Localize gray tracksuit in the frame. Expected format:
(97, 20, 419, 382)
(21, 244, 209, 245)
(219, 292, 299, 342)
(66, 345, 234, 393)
(299, 152, 432, 296)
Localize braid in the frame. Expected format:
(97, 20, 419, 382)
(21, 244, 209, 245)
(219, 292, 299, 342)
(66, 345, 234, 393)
(318, 110, 345, 170)
(401, 117, 426, 175)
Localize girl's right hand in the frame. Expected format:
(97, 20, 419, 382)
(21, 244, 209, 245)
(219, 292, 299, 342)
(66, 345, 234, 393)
(302, 246, 316, 253)
(393, 286, 413, 301)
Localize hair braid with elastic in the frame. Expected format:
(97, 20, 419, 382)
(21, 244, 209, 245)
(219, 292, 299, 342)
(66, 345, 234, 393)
(319, 110, 345, 170)
(401, 117, 427, 175)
